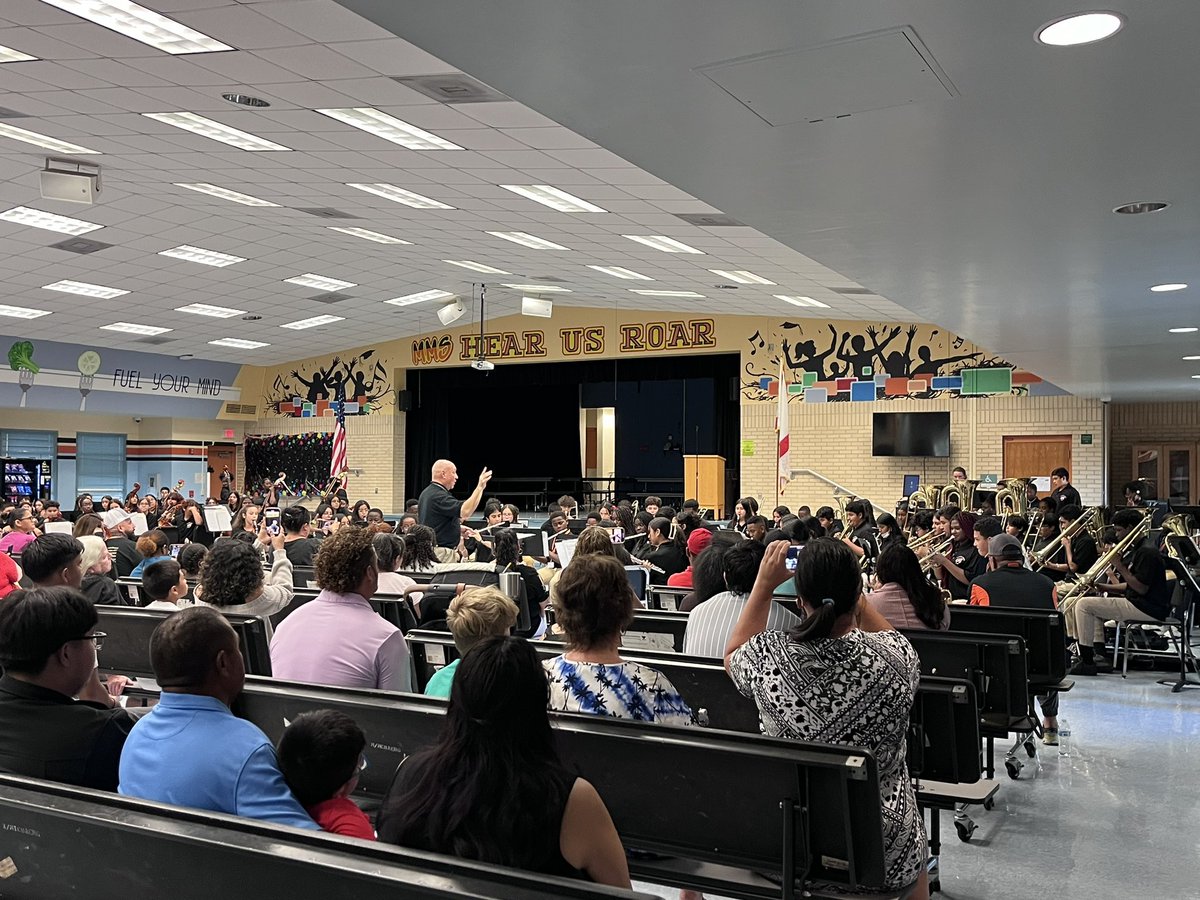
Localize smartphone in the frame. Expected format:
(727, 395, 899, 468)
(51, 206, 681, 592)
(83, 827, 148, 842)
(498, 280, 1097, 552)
(169, 543, 184, 559)
(785, 544, 804, 572)
(607, 526, 626, 544)
(263, 506, 281, 536)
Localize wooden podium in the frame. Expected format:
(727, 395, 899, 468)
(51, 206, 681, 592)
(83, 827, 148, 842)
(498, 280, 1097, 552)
(683, 455, 726, 518)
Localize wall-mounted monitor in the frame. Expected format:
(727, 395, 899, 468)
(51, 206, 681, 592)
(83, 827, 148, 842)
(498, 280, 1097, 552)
(872, 412, 950, 457)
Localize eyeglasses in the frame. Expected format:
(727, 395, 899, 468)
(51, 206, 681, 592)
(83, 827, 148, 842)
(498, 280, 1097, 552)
(72, 631, 105, 650)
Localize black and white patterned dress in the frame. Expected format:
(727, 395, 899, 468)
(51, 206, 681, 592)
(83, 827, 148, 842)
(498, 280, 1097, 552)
(729, 629, 925, 891)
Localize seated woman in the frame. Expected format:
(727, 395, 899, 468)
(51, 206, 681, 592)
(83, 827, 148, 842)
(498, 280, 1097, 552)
(77, 535, 125, 606)
(545, 554, 694, 725)
(724, 539, 928, 899)
(869, 543, 949, 630)
(493, 528, 549, 638)
(377, 635, 630, 887)
(402, 525, 440, 575)
(373, 532, 417, 596)
(72, 513, 104, 538)
(195, 527, 293, 634)
(129, 530, 172, 579)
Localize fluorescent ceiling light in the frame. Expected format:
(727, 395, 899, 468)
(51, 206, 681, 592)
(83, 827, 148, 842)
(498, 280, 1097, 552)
(143, 112, 291, 151)
(0, 205, 102, 235)
(346, 183, 454, 209)
(622, 234, 704, 254)
(629, 289, 706, 298)
(100, 322, 171, 336)
(708, 269, 775, 285)
(437, 299, 466, 326)
(210, 338, 268, 349)
(1169, 327, 1198, 334)
(586, 265, 653, 281)
(775, 294, 831, 309)
(443, 260, 511, 275)
(0, 45, 37, 63)
(284, 273, 356, 291)
(486, 231, 569, 251)
(43, 279, 128, 299)
(327, 226, 412, 245)
(176, 303, 245, 318)
(1037, 12, 1124, 46)
(281, 315, 345, 330)
(159, 245, 245, 267)
(1184, 356, 1200, 361)
(1192, 375, 1200, 379)
(0, 304, 50, 319)
(385, 289, 455, 307)
(0, 122, 99, 154)
(501, 283, 572, 293)
(317, 108, 463, 150)
(37, 0, 232, 53)
(1151, 283, 1188, 293)
(499, 185, 606, 213)
(175, 183, 279, 206)
(522, 296, 554, 318)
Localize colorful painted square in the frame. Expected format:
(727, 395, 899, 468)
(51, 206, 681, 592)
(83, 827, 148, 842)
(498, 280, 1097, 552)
(931, 376, 963, 391)
(873, 374, 889, 387)
(788, 384, 805, 395)
(315, 399, 329, 415)
(850, 381, 877, 401)
(861, 366, 873, 377)
(814, 381, 838, 394)
(804, 388, 828, 403)
(1012, 371, 1042, 385)
(835, 378, 855, 393)
(802, 371, 817, 387)
(907, 379, 929, 393)
(343, 402, 361, 414)
(885, 377, 911, 396)
(759, 376, 772, 391)
(961, 367, 1013, 395)
(767, 380, 779, 397)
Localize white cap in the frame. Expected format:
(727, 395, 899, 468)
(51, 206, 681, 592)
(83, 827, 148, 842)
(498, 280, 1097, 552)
(102, 509, 131, 529)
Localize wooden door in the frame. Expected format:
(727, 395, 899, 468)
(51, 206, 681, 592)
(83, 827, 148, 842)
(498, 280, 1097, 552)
(207, 444, 236, 501)
(1003, 435, 1072, 496)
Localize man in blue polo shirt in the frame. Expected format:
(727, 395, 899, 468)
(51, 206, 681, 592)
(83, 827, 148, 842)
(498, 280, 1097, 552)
(118, 606, 316, 830)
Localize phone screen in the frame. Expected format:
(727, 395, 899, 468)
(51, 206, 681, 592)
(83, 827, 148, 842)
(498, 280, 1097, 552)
(785, 544, 803, 572)
(607, 526, 625, 544)
(263, 507, 281, 536)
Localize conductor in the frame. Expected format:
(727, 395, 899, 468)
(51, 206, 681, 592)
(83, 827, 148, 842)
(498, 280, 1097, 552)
(418, 459, 493, 562)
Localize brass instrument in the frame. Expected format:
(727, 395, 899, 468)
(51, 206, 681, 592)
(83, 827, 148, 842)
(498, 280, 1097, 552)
(994, 478, 1030, 518)
(938, 481, 965, 510)
(917, 535, 954, 575)
(1031, 507, 1101, 572)
(319, 468, 349, 504)
(1160, 513, 1191, 563)
(1058, 510, 1152, 604)
(1021, 510, 1044, 555)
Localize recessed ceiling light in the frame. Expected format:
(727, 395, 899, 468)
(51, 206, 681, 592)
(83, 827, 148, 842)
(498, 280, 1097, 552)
(317, 108, 463, 150)
(221, 93, 269, 108)
(1184, 356, 1200, 361)
(0, 206, 103, 235)
(326, 226, 412, 245)
(159, 245, 245, 267)
(281, 315, 345, 330)
(345, 183, 454, 210)
(176, 303, 246, 318)
(443, 260, 512, 275)
(175, 183, 279, 207)
(587, 265, 653, 281)
(210, 337, 269, 349)
(385, 289, 455, 307)
(629, 289, 706, 298)
(0, 304, 50, 319)
(776, 294, 831, 309)
(0, 45, 38, 64)
(284, 274, 356, 291)
(622, 234, 704, 254)
(499, 185, 607, 213)
(486, 231, 569, 251)
(1036, 12, 1124, 46)
(100, 322, 171, 336)
(36, 0, 232, 54)
(1150, 283, 1188, 293)
(0, 122, 99, 155)
(43, 279, 128, 299)
(1169, 327, 1198, 334)
(501, 283, 572, 293)
(143, 112, 291, 151)
(1113, 201, 1169, 215)
(708, 269, 775, 285)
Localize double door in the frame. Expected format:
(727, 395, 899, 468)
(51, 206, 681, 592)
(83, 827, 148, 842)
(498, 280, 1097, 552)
(1133, 444, 1197, 505)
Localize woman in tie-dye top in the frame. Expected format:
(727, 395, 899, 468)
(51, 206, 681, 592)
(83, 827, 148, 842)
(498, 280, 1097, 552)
(544, 554, 694, 726)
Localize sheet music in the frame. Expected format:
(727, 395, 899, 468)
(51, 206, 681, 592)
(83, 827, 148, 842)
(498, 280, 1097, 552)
(44, 521, 73, 534)
(129, 512, 149, 535)
(202, 505, 233, 533)
(556, 538, 578, 570)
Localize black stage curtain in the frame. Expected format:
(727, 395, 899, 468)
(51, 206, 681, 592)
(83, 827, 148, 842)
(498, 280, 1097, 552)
(405, 354, 739, 505)
(244, 433, 332, 497)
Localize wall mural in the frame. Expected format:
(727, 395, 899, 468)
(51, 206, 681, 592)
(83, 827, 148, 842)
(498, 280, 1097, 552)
(266, 349, 394, 417)
(741, 321, 1045, 403)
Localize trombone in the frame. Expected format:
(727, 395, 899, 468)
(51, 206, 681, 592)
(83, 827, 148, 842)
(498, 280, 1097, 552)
(1030, 507, 1101, 572)
(1058, 510, 1152, 604)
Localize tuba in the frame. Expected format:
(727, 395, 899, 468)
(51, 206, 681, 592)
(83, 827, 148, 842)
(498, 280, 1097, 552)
(1058, 509, 1152, 604)
(994, 478, 1029, 519)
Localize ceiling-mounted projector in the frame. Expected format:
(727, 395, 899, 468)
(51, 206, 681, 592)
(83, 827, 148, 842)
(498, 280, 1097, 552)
(40, 158, 101, 205)
(470, 358, 495, 372)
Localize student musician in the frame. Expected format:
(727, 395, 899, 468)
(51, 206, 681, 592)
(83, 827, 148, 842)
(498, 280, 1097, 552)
(814, 506, 843, 538)
(929, 511, 985, 602)
(841, 500, 879, 566)
(1040, 505, 1098, 581)
(1031, 513, 1066, 581)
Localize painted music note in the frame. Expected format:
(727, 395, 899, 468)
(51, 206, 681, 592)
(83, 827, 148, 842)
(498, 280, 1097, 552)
(952, 336, 964, 349)
(748, 330, 765, 355)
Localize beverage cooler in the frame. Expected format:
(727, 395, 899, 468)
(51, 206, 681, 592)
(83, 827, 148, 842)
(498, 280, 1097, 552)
(2, 458, 53, 506)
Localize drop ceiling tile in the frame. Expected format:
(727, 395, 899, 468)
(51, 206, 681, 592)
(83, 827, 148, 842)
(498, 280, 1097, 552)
(457, 102, 561, 129)
(503, 127, 599, 151)
(35, 22, 166, 57)
(0, 67, 50, 93)
(74, 89, 170, 114)
(254, 79, 362, 108)
(121, 56, 234, 87)
(171, 5, 309, 49)
(325, 38, 457, 76)
(3, 0, 79, 27)
(253, 0, 392, 41)
(254, 44, 377, 80)
(189, 50, 308, 84)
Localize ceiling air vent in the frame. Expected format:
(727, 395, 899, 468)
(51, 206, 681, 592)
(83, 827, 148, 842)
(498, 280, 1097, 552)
(136, 336, 175, 346)
(392, 74, 510, 104)
(294, 207, 361, 219)
(831, 286, 876, 295)
(224, 402, 257, 416)
(51, 237, 112, 254)
(312, 292, 352, 304)
(674, 213, 745, 228)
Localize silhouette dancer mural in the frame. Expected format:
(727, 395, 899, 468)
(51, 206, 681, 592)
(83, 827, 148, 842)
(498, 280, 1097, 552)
(267, 349, 395, 417)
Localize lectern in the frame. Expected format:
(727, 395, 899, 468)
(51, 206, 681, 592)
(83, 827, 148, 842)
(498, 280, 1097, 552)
(683, 455, 725, 518)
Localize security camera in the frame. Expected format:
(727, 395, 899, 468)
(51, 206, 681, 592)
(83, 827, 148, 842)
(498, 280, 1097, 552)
(132, 416, 143, 423)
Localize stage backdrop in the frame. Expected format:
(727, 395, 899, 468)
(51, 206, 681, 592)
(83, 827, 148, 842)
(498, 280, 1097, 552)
(243, 433, 333, 498)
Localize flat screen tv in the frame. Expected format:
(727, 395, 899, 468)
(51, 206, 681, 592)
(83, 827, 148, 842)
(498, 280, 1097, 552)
(872, 412, 950, 457)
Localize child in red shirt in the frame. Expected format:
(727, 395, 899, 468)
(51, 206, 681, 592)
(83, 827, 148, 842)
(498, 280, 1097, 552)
(277, 709, 375, 840)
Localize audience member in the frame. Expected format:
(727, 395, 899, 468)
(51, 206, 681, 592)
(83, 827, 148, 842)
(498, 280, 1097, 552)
(0, 587, 135, 790)
(196, 528, 293, 633)
(176, 543, 207, 581)
(870, 544, 949, 630)
(276, 710, 374, 840)
(0, 506, 39, 554)
(679, 537, 738, 612)
(72, 513, 104, 538)
(545, 555, 693, 725)
(425, 586, 519, 698)
(142, 559, 189, 611)
(372, 532, 417, 596)
(118, 607, 316, 829)
(270, 527, 411, 691)
(77, 535, 124, 606)
(21, 533, 85, 588)
(0, 546, 19, 598)
(377, 636, 630, 888)
(129, 530, 171, 579)
(667, 527, 713, 589)
(102, 509, 141, 578)
(280, 505, 318, 567)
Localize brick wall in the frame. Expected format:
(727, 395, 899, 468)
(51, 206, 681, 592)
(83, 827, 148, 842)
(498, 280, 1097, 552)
(1109, 402, 1200, 500)
(740, 395, 1105, 513)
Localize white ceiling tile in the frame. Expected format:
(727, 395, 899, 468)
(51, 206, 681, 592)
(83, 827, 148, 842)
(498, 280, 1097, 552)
(171, 5, 309, 49)
(189, 49, 308, 84)
(252, 44, 380, 80)
(503, 127, 599, 151)
(2, 0, 79, 27)
(253, 78, 361, 108)
(33, 23, 163, 57)
(457, 102, 562, 129)
(25, 90, 130, 115)
(0, 25, 96, 59)
(325, 38, 457, 76)
(252, 0, 393, 42)
(0, 66, 52, 93)
(56, 58, 177, 88)
(121, 56, 234, 87)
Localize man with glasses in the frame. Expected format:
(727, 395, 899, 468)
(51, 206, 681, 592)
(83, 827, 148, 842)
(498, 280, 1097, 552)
(0, 587, 134, 790)
(20, 533, 85, 589)
(0, 506, 39, 555)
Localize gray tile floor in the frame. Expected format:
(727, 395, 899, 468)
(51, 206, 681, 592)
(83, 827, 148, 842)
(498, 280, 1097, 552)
(636, 670, 1200, 899)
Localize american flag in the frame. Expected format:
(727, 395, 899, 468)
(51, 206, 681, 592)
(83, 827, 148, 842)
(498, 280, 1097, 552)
(330, 386, 347, 482)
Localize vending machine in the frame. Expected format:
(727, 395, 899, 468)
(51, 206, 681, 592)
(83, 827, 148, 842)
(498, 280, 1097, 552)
(2, 459, 53, 506)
